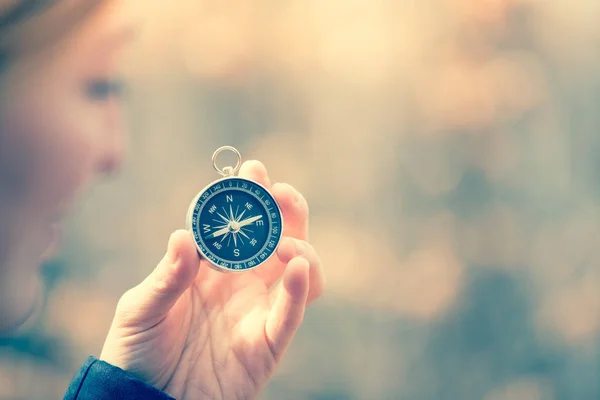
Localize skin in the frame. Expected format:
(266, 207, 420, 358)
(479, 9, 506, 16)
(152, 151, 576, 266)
(0, 1, 325, 398)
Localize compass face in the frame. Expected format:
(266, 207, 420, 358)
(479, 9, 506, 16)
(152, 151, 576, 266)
(188, 177, 283, 271)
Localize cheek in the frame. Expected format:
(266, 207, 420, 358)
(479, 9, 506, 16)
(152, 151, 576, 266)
(32, 128, 97, 208)
(1, 96, 101, 212)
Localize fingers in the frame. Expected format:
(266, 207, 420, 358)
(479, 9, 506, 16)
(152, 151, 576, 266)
(264, 257, 310, 362)
(238, 160, 271, 189)
(239, 162, 307, 241)
(237, 160, 323, 303)
(271, 182, 309, 241)
(275, 237, 325, 305)
(251, 182, 309, 285)
(116, 230, 201, 326)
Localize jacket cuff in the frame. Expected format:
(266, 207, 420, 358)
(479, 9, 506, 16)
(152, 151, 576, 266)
(64, 355, 175, 400)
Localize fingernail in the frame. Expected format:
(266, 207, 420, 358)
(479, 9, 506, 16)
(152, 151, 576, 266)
(294, 192, 306, 207)
(285, 185, 300, 204)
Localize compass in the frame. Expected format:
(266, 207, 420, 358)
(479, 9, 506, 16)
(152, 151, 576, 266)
(186, 146, 283, 272)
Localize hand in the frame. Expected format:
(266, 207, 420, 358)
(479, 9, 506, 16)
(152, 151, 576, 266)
(99, 160, 325, 400)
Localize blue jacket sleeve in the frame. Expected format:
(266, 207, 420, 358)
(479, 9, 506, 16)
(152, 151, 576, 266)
(63, 356, 175, 400)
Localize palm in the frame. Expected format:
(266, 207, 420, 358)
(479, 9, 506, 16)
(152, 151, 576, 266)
(160, 262, 279, 399)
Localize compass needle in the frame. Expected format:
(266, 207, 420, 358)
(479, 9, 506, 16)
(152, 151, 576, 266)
(238, 214, 263, 228)
(206, 226, 230, 239)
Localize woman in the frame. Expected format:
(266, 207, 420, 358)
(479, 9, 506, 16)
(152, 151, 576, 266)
(0, 1, 325, 399)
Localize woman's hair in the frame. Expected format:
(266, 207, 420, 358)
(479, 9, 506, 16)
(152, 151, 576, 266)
(0, 0, 105, 72)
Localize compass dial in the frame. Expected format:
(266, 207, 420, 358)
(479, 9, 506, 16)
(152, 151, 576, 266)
(188, 177, 283, 271)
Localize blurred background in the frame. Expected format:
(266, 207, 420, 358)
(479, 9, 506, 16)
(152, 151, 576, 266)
(2, 0, 600, 399)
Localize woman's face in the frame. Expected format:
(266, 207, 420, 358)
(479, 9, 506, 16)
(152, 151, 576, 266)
(0, 3, 134, 333)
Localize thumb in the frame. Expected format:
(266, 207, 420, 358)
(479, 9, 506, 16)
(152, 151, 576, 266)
(117, 230, 200, 324)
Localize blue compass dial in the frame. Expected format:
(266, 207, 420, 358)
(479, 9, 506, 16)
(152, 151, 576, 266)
(189, 177, 283, 271)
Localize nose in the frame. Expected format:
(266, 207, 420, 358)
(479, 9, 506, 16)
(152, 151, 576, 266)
(97, 141, 125, 176)
(97, 100, 127, 176)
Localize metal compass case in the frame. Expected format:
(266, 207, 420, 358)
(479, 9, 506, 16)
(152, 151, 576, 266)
(186, 146, 283, 272)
